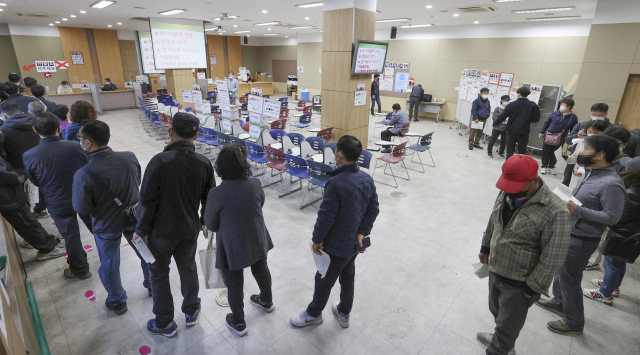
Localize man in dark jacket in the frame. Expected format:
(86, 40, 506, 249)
(290, 135, 379, 329)
(8, 73, 25, 93)
(487, 95, 510, 158)
(1, 82, 38, 113)
(23, 113, 93, 280)
(0, 129, 65, 260)
(73, 121, 150, 316)
(469, 87, 492, 150)
(1, 102, 40, 171)
(371, 74, 381, 115)
(32, 84, 57, 112)
(409, 84, 424, 122)
(497, 86, 541, 159)
(134, 112, 215, 337)
(102, 78, 118, 91)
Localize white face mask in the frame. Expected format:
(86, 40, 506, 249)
(501, 101, 508, 107)
(481, 94, 488, 100)
(591, 116, 605, 121)
(559, 105, 567, 113)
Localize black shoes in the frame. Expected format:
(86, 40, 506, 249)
(226, 313, 248, 337)
(250, 294, 275, 313)
(547, 319, 583, 335)
(413, 119, 419, 122)
(106, 302, 128, 315)
(469, 146, 473, 150)
(473, 145, 484, 150)
(499, 153, 506, 158)
(488, 153, 494, 158)
(381, 148, 392, 154)
(535, 299, 564, 317)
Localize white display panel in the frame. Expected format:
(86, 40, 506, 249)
(149, 17, 207, 69)
(138, 31, 164, 74)
(351, 40, 389, 75)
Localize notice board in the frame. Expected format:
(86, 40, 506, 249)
(379, 62, 410, 99)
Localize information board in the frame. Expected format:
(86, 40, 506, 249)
(217, 80, 230, 111)
(35, 61, 56, 72)
(248, 95, 263, 114)
(138, 31, 164, 74)
(262, 98, 281, 119)
(192, 90, 202, 105)
(70, 51, 84, 65)
(489, 72, 500, 85)
(181, 89, 193, 103)
(251, 87, 262, 96)
(499, 73, 515, 87)
(149, 17, 207, 69)
(351, 40, 389, 74)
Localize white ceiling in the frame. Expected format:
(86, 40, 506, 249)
(0, 0, 599, 38)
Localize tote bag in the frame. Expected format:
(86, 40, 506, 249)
(198, 232, 227, 289)
(599, 229, 640, 264)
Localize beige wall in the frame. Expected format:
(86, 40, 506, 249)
(380, 36, 588, 121)
(10, 35, 70, 91)
(573, 23, 640, 123)
(0, 36, 20, 83)
(241, 46, 260, 78)
(297, 42, 322, 91)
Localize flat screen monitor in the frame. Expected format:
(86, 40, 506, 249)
(149, 17, 207, 69)
(350, 40, 389, 75)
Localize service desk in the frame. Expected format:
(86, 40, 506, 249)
(48, 92, 94, 107)
(207, 81, 274, 96)
(99, 90, 136, 110)
(405, 100, 445, 123)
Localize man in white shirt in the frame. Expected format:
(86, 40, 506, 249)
(57, 81, 73, 94)
(227, 72, 239, 104)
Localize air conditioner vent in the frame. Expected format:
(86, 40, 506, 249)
(15, 13, 50, 18)
(456, 5, 498, 13)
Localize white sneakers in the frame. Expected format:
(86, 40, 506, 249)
(583, 288, 614, 305)
(332, 302, 350, 328)
(540, 167, 557, 175)
(290, 302, 350, 328)
(591, 278, 620, 297)
(540, 168, 547, 175)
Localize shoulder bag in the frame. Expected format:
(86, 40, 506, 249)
(598, 228, 640, 264)
(85, 169, 139, 226)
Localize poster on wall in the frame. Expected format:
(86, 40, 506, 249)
(70, 51, 84, 65)
(489, 72, 500, 85)
(499, 73, 514, 87)
(481, 70, 490, 87)
(354, 91, 367, 106)
(181, 89, 193, 103)
(510, 85, 522, 102)
(248, 94, 264, 113)
(217, 80, 230, 111)
(35, 61, 56, 73)
(298, 66, 304, 73)
(210, 55, 217, 65)
(384, 67, 394, 76)
(528, 83, 543, 104)
(380, 77, 393, 91)
(496, 86, 510, 99)
(394, 72, 410, 93)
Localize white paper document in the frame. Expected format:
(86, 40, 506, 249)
(473, 263, 490, 279)
(27, 184, 39, 203)
(310, 243, 330, 279)
(553, 183, 583, 206)
(470, 121, 484, 130)
(133, 237, 156, 264)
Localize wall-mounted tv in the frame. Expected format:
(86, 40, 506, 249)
(350, 40, 389, 75)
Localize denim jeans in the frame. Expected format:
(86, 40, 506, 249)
(600, 256, 626, 297)
(222, 257, 273, 324)
(50, 213, 93, 276)
(371, 95, 381, 115)
(307, 252, 357, 318)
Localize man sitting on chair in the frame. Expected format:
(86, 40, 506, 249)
(380, 103, 409, 154)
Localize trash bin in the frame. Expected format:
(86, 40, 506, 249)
(301, 88, 309, 102)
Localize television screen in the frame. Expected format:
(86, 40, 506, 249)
(351, 40, 389, 75)
(149, 17, 207, 69)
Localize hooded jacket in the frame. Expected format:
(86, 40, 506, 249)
(1, 113, 40, 171)
(0, 93, 39, 113)
(0, 152, 27, 211)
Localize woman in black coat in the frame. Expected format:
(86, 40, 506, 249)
(204, 143, 274, 337)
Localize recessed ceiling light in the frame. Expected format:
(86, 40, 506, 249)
(426, 5, 433, 9)
(513, 6, 575, 14)
(80, 10, 86, 13)
(247, 35, 250, 37)
(49, 23, 54, 26)
(305, 17, 309, 20)
(295, 2, 322, 8)
(492, 0, 529, 2)
(117, 22, 122, 25)
(90, 0, 116, 9)
(400, 24, 434, 28)
(234, 30, 251, 33)
(108, 25, 112, 27)
(474, 21, 479, 24)
(158, 9, 186, 15)
(233, 25, 237, 27)
(264, 33, 280, 36)
(228, 15, 238, 19)
(527, 15, 581, 21)
(55, 21, 60, 23)
(290, 26, 313, 29)
(268, 28, 271, 30)
(453, 13, 459, 17)
(219, 33, 223, 35)
(262, 10, 267, 13)
(255, 21, 280, 26)
(285, 36, 288, 38)
(0, 3, 6, 6)
(375, 18, 411, 23)
(70, 15, 76, 18)
(62, 18, 68, 21)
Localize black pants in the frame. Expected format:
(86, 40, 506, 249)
(563, 164, 575, 186)
(381, 129, 400, 149)
(33, 191, 46, 213)
(50, 212, 93, 275)
(307, 252, 357, 318)
(148, 233, 200, 328)
(223, 257, 273, 324)
(409, 97, 420, 120)
(487, 130, 506, 155)
(487, 272, 540, 355)
(506, 134, 528, 159)
(1, 204, 59, 253)
(541, 143, 560, 168)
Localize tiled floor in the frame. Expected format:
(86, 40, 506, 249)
(22, 102, 640, 355)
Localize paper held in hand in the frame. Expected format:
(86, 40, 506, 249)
(470, 120, 484, 130)
(553, 183, 583, 206)
(133, 237, 156, 264)
(472, 262, 490, 279)
(310, 243, 330, 279)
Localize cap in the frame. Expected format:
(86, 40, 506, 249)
(172, 112, 199, 132)
(496, 154, 539, 193)
(620, 156, 640, 176)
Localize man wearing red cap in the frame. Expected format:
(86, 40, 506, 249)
(476, 154, 571, 355)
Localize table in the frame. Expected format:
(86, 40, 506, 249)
(374, 141, 399, 146)
(48, 92, 93, 107)
(405, 100, 445, 123)
(239, 133, 250, 140)
(308, 128, 321, 133)
(100, 90, 136, 110)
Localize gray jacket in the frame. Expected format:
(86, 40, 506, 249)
(227, 78, 239, 97)
(385, 109, 409, 134)
(492, 106, 507, 132)
(571, 165, 626, 239)
(566, 118, 610, 145)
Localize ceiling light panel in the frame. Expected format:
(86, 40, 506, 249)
(234, 30, 251, 33)
(290, 26, 313, 29)
(493, 0, 529, 2)
(158, 9, 186, 15)
(255, 21, 280, 26)
(264, 33, 280, 36)
(513, 6, 575, 14)
(90, 0, 116, 9)
(526, 16, 581, 21)
(296, 2, 323, 8)
(400, 24, 434, 28)
(375, 18, 411, 23)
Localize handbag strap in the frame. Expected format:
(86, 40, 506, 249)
(84, 168, 130, 214)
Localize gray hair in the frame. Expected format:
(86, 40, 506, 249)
(28, 100, 46, 115)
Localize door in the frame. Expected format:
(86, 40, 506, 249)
(617, 74, 640, 128)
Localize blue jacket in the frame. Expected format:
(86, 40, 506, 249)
(471, 97, 491, 120)
(312, 164, 379, 258)
(37, 97, 57, 112)
(72, 147, 141, 233)
(23, 137, 88, 215)
(1, 113, 40, 171)
(539, 110, 578, 146)
(0, 93, 38, 113)
(64, 122, 83, 141)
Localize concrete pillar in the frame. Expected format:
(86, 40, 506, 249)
(164, 69, 194, 109)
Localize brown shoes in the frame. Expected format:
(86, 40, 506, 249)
(63, 268, 92, 280)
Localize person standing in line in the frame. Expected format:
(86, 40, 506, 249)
(496, 87, 541, 159)
(291, 136, 379, 329)
(101, 78, 118, 91)
(204, 144, 274, 337)
(487, 95, 510, 159)
(134, 113, 215, 338)
(1, 102, 40, 174)
(562, 103, 610, 186)
(8, 73, 25, 93)
(371, 74, 381, 116)
(22, 77, 37, 97)
(0, 82, 39, 113)
(477, 154, 571, 355)
(51, 104, 70, 137)
(32, 84, 57, 112)
(72, 121, 151, 316)
(64, 100, 98, 141)
(227, 72, 239, 104)
(408, 84, 424, 122)
(583, 156, 640, 305)
(380, 103, 409, 153)
(536, 135, 626, 335)
(538, 98, 578, 175)
(564, 120, 609, 183)
(469, 88, 491, 151)
(22, 113, 93, 279)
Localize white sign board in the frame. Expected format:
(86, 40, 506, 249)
(262, 98, 281, 119)
(353, 43, 388, 74)
(250, 87, 262, 97)
(249, 112, 262, 141)
(192, 90, 202, 104)
(221, 119, 232, 134)
(35, 61, 56, 72)
(248, 95, 264, 114)
(181, 89, 193, 103)
(216, 80, 230, 111)
(70, 51, 85, 65)
(499, 73, 515, 87)
(528, 83, 543, 105)
(138, 32, 164, 74)
(149, 17, 207, 69)
(354, 91, 367, 106)
(489, 72, 500, 85)
(380, 77, 393, 91)
(384, 67, 394, 76)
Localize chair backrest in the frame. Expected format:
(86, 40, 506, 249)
(317, 127, 334, 141)
(241, 103, 248, 110)
(242, 122, 250, 132)
(269, 129, 287, 141)
(284, 154, 308, 174)
(261, 129, 277, 146)
(278, 97, 288, 102)
(157, 102, 165, 113)
(271, 119, 287, 130)
(246, 141, 265, 160)
(306, 137, 325, 152)
(357, 150, 373, 169)
(263, 94, 271, 99)
(287, 133, 305, 146)
(308, 160, 334, 181)
(324, 146, 336, 166)
(401, 122, 410, 134)
(231, 123, 244, 137)
(391, 142, 408, 157)
(303, 106, 312, 114)
(297, 100, 307, 108)
(300, 114, 312, 124)
(421, 132, 434, 146)
(185, 107, 194, 112)
(239, 96, 248, 104)
(386, 112, 393, 119)
(264, 146, 286, 165)
(280, 101, 288, 109)
(279, 109, 289, 119)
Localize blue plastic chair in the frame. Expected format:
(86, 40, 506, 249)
(241, 103, 248, 114)
(302, 160, 334, 209)
(278, 97, 288, 102)
(291, 114, 312, 132)
(280, 154, 311, 207)
(270, 129, 287, 142)
(283, 133, 305, 156)
(372, 112, 394, 140)
(357, 150, 373, 171)
(407, 132, 435, 172)
(217, 132, 233, 148)
(246, 141, 268, 179)
(185, 107, 194, 112)
(263, 94, 271, 99)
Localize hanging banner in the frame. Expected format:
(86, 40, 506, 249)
(35, 61, 56, 72)
(248, 95, 264, 114)
(217, 80, 230, 111)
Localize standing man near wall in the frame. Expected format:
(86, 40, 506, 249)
(469, 88, 491, 151)
(227, 72, 239, 104)
(408, 84, 424, 122)
(496, 87, 541, 159)
(371, 74, 381, 116)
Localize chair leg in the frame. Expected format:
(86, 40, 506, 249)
(300, 181, 324, 209)
(371, 160, 398, 188)
(406, 151, 425, 173)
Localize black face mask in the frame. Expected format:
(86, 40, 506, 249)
(509, 190, 529, 200)
(577, 155, 595, 167)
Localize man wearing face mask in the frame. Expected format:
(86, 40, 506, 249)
(23, 113, 93, 280)
(469, 88, 491, 150)
(477, 154, 571, 355)
(57, 81, 73, 95)
(536, 135, 626, 335)
(538, 98, 578, 175)
(101, 78, 118, 92)
(496, 87, 541, 159)
(487, 95, 510, 159)
(227, 72, 239, 104)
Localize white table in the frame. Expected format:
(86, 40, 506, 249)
(405, 100, 445, 123)
(308, 128, 321, 133)
(239, 133, 250, 140)
(374, 141, 399, 146)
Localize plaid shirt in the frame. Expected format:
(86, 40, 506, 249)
(482, 183, 571, 297)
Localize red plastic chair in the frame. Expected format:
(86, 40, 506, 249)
(294, 100, 308, 112)
(264, 146, 288, 187)
(239, 96, 248, 104)
(317, 127, 333, 141)
(142, 93, 149, 99)
(371, 142, 409, 188)
(242, 122, 250, 132)
(392, 122, 411, 145)
(279, 109, 290, 119)
(270, 119, 287, 130)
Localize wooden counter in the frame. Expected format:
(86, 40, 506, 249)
(207, 81, 274, 96)
(99, 90, 136, 110)
(47, 92, 94, 107)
